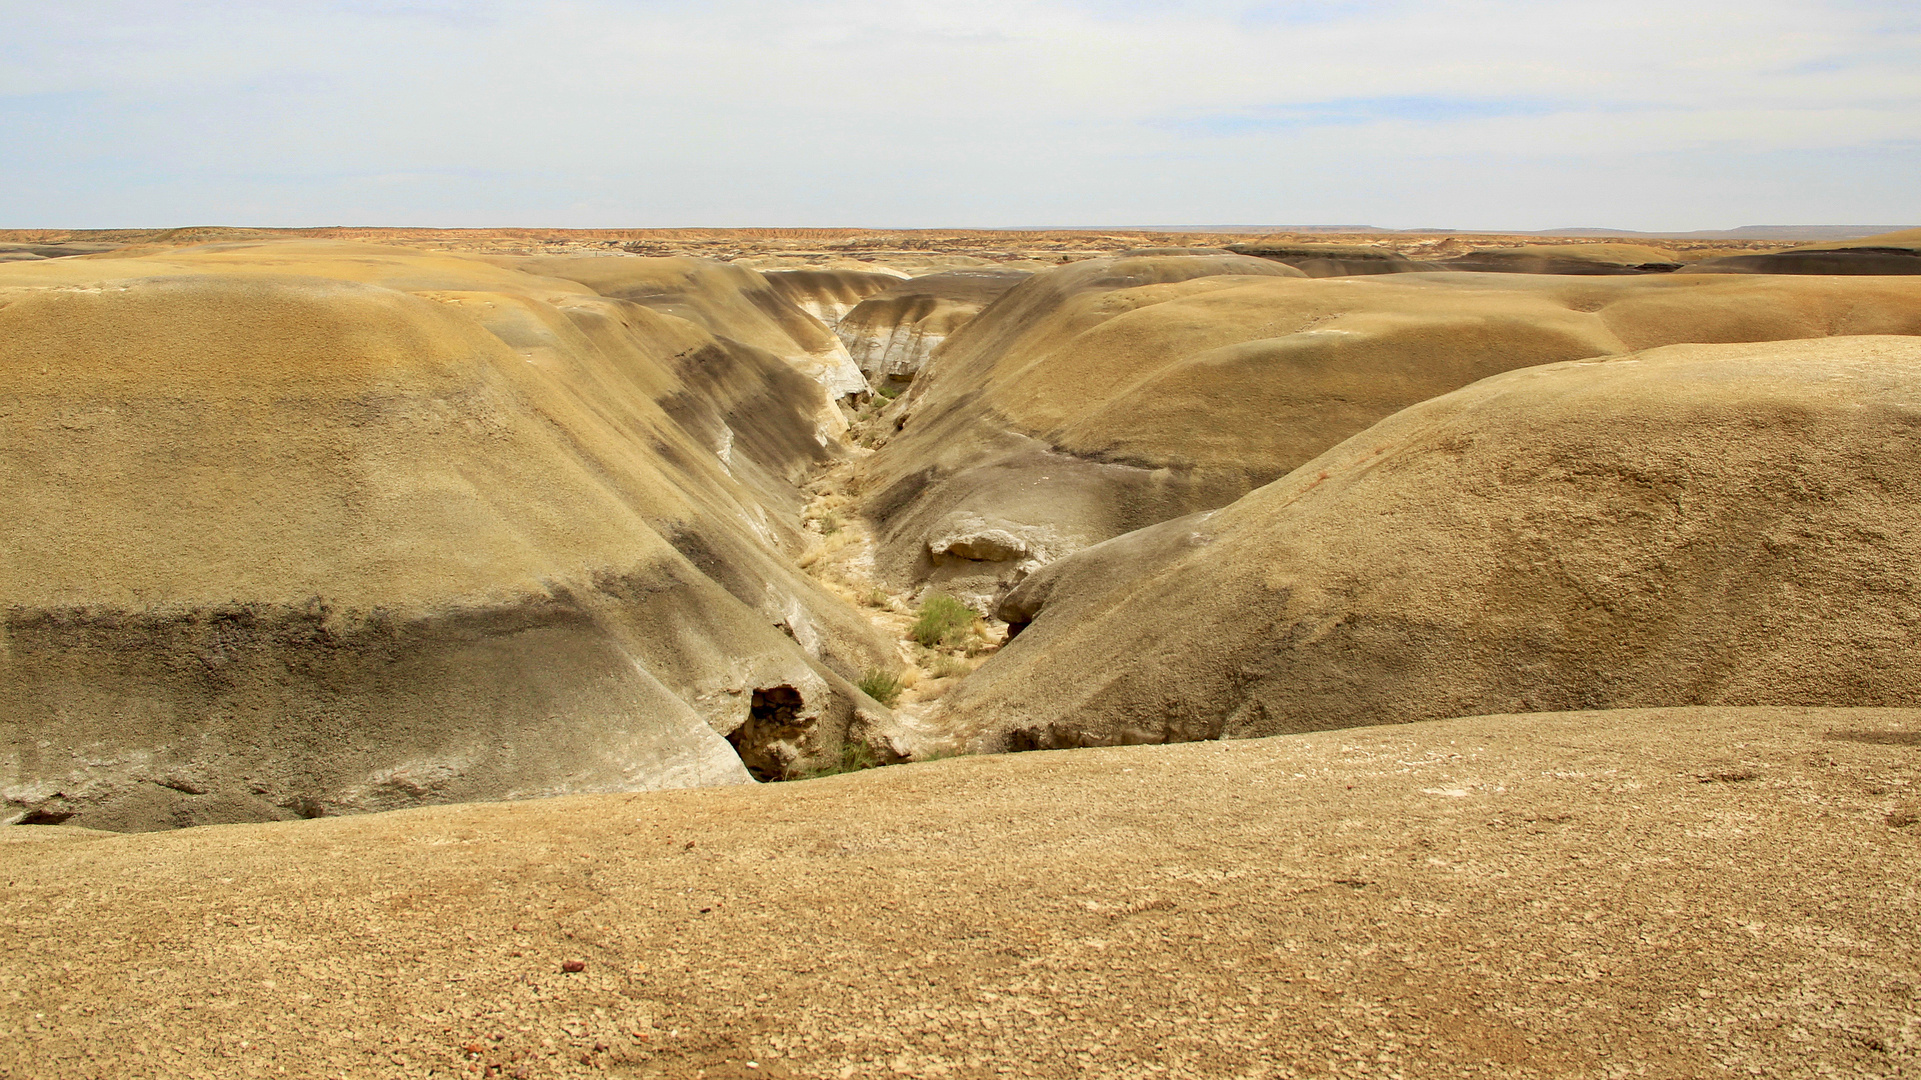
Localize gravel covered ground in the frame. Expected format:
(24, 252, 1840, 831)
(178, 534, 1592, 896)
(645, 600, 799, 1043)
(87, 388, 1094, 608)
(4, 705, 1918, 1079)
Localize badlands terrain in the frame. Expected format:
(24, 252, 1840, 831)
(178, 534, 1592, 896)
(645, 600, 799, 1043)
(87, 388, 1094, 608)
(3, 225, 1921, 1078)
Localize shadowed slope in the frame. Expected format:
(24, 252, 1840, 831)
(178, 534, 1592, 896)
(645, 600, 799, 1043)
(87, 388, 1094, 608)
(0, 241, 900, 830)
(761, 267, 908, 330)
(1680, 228, 1921, 274)
(863, 264, 1921, 603)
(512, 256, 872, 416)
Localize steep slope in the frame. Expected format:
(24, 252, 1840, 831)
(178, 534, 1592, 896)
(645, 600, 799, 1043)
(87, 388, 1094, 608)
(509, 255, 872, 426)
(1226, 240, 1444, 276)
(1437, 243, 1683, 274)
(862, 265, 1921, 603)
(0, 241, 902, 831)
(936, 336, 1921, 751)
(761, 267, 908, 330)
(1678, 227, 1921, 274)
(835, 268, 1030, 386)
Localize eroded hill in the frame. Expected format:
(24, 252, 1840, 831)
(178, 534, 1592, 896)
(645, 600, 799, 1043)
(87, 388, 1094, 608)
(0, 241, 905, 831)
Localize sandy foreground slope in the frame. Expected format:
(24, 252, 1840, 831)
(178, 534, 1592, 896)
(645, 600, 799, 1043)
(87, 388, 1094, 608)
(4, 706, 1917, 1080)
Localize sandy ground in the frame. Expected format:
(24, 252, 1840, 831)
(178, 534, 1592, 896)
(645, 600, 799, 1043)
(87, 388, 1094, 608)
(4, 705, 1917, 1080)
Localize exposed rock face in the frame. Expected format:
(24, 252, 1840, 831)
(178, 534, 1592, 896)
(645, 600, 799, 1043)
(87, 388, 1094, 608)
(860, 253, 1309, 603)
(1680, 227, 1921, 275)
(1680, 249, 1921, 275)
(761, 268, 909, 330)
(936, 336, 1921, 751)
(862, 265, 1921, 604)
(1227, 242, 1443, 276)
(509, 256, 872, 432)
(836, 269, 1030, 386)
(0, 242, 122, 262)
(1228, 242, 1686, 277)
(0, 241, 902, 831)
(1436, 243, 1683, 275)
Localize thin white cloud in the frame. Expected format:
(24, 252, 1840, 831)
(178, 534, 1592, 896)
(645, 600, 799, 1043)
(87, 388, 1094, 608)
(1, 0, 1915, 227)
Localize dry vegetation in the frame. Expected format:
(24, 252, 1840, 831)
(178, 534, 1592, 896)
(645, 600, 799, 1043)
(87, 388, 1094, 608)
(790, 397, 1003, 735)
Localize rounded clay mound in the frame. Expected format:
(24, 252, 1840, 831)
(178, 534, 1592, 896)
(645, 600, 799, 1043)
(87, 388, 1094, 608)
(0, 242, 900, 830)
(861, 265, 1921, 600)
(936, 335, 1921, 750)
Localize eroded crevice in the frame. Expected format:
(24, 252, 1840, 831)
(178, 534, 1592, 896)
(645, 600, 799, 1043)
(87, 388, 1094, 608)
(726, 685, 811, 781)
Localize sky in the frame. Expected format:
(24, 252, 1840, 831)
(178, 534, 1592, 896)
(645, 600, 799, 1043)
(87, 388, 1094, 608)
(3, 0, 1918, 231)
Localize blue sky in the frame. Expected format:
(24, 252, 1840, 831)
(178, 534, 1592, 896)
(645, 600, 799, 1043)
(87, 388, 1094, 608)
(2, 0, 1917, 230)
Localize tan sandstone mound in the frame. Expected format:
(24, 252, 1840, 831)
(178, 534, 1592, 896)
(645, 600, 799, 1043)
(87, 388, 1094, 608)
(5, 705, 1917, 1078)
(0, 240, 902, 831)
(862, 266, 1921, 603)
(761, 267, 910, 330)
(835, 268, 1031, 387)
(930, 336, 1921, 752)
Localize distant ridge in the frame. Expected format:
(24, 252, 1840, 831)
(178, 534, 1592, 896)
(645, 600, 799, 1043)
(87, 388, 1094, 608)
(1533, 226, 1913, 241)
(1093, 225, 1913, 241)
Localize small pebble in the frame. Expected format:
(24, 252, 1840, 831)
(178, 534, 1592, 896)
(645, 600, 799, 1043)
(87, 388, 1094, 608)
(562, 960, 585, 973)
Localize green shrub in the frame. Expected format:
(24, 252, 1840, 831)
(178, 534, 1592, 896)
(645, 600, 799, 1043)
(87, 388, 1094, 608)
(856, 667, 903, 706)
(911, 592, 975, 648)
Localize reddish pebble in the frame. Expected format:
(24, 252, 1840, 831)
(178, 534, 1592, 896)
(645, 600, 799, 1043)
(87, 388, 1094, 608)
(562, 960, 586, 973)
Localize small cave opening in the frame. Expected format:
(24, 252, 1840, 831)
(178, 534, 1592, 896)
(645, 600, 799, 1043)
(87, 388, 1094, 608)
(726, 685, 809, 782)
(15, 808, 76, 826)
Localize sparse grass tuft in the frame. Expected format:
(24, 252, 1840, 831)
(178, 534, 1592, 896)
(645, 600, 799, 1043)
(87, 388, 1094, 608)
(818, 511, 841, 535)
(856, 667, 903, 707)
(931, 653, 971, 679)
(794, 740, 881, 780)
(911, 592, 976, 648)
